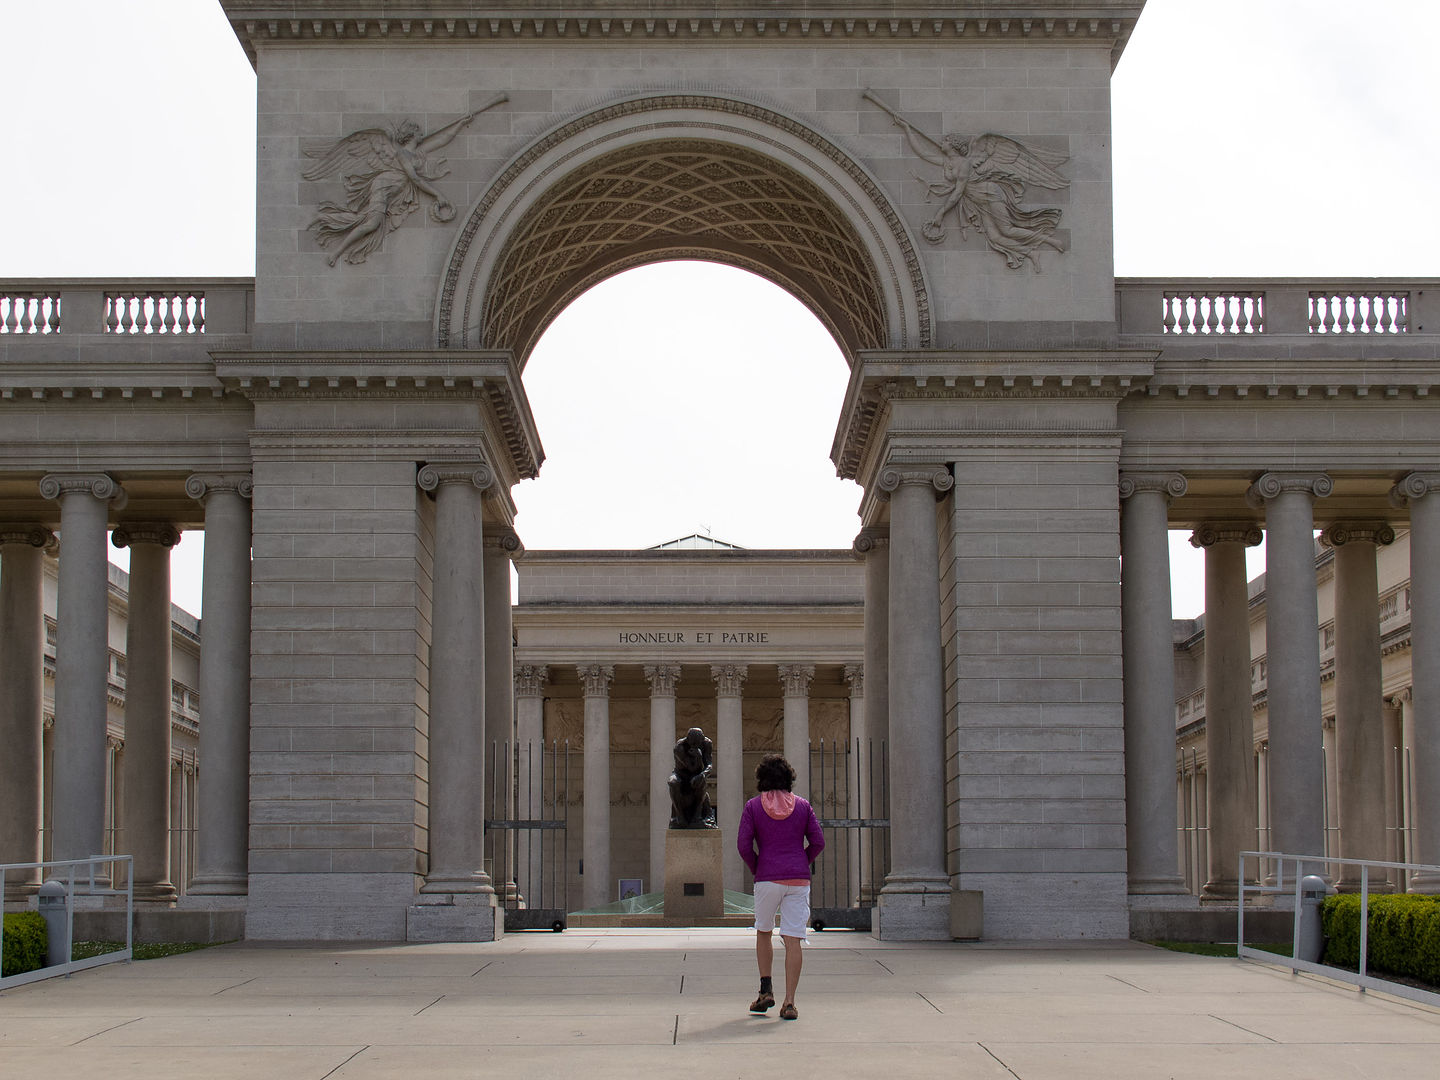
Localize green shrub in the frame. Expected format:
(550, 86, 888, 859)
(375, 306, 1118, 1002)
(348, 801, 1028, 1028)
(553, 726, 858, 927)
(2, 911, 48, 977)
(1321, 892, 1440, 987)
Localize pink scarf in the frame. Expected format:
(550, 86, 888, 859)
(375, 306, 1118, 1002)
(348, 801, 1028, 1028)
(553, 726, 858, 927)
(760, 790, 796, 819)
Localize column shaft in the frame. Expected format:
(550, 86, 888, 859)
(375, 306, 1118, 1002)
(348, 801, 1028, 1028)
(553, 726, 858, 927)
(115, 525, 180, 900)
(578, 664, 614, 909)
(0, 529, 52, 894)
(513, 666, 548, 908)
(1254, 475, 1329, 867)
(1120, 475, 1188, 894)
(419, 465, 491, 895)
(187, 477, 253, 895)
(45, 475, 120, 868)
(713, 665, 746, 892)
(1400, 477, 1440, 890)
(1193, 526, 1260, 897)
(1327, 527, 1392, 888)
(855, 529, 890, 901)
(778, 665, 814, 798)
(646, 664, 681, 892)
(483, 530, 519, 893)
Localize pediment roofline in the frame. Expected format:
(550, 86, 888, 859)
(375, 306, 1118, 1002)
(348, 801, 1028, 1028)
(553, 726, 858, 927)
(223, 3, 1143, 67)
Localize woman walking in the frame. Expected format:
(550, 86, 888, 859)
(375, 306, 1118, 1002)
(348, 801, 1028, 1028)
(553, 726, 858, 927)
(737, 753, 824, 1020)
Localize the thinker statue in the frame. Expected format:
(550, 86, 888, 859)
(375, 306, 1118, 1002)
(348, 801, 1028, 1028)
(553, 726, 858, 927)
(668, 727, 716, 829)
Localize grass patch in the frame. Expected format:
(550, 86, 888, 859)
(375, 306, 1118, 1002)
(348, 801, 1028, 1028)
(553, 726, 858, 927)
(1147, 940, 1295, 959)
(72, 940, 232, 962)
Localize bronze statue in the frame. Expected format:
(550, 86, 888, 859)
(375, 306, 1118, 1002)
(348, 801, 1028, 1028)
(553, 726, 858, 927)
(669, 727, 716, 828)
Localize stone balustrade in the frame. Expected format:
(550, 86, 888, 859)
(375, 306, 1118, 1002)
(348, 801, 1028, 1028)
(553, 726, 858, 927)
(1116, 278, 1436, 338)
(0, 280, 253, 337)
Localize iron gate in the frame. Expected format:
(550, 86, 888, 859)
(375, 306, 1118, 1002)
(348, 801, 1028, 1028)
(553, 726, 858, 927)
(484, 739, 571, 930)
(808, 737, 889, 930)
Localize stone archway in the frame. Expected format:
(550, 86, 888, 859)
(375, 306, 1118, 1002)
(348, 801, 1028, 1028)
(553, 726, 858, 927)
(437, 94, 930, 361)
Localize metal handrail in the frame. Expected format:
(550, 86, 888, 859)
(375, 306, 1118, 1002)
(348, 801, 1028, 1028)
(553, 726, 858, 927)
(0, 856, 134, 991)
(1237, 850, 1440, 1007)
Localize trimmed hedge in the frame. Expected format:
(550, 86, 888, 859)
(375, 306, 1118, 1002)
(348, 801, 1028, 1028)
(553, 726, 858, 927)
(1321, 893, 1440, 987)
(2, 911, 48, 977)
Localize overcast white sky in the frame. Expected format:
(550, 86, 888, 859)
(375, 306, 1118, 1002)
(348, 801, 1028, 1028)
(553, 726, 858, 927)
(2, 0, 1435, 618)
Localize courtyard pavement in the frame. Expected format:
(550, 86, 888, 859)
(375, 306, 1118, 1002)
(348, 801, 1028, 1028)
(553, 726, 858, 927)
(2, 928, 1438, 1079)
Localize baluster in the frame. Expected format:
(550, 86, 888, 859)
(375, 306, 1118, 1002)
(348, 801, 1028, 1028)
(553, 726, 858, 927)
(118, 294, 136, 333)
(1162, 293, 1177, 334)
(193, 293, 206, 333)
(1394, 293, 1409, 333)
(1377, 293, 1393, 333)
(148, 292, 164, 334)
(1323, 294, 1338, 334)
(1220, 292, 1236, 334)
(1204, 293, 1220, 334)
(175, 293, 193, 333)
(1253, 292, 1266, 333)
(1308, 294, 1321, 333)
(1364, 292, 1379, 333)
(46, 296, 61, 333)
(104, 295, 118, 333)
(1180, 292, 1196, 333)
(3, 297, 18, 333)
(18, 296, 36, 333)
(162, 292, 177, 334)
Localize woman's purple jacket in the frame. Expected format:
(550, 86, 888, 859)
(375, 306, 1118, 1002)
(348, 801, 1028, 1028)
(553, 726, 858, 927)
(737, 794, 825, 883)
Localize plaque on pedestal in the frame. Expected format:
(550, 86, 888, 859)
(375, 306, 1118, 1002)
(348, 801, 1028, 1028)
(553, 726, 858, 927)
(664, 828, 723, 921)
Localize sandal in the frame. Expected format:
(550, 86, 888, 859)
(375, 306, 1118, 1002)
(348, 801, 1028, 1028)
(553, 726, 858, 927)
(749, 991, 775, 1013)
(779, 1002, 798, 1020)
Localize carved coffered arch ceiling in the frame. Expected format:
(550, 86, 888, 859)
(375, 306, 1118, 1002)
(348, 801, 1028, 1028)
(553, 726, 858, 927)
(438, 96, 929, 363)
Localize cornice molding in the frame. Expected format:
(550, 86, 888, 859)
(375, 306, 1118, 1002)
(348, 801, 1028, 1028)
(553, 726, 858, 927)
(224, 6, 1140, 65)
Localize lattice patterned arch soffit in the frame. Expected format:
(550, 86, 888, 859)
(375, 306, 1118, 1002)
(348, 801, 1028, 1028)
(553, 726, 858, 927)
(439, 97, 929, 360)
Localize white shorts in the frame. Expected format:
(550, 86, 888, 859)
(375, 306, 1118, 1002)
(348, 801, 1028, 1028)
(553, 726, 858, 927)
(753, 881, 811, 940)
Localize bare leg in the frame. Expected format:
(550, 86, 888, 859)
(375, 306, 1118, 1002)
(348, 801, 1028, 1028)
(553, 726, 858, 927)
(782, 934, 803, 1005)
(756, 930, 773, 979)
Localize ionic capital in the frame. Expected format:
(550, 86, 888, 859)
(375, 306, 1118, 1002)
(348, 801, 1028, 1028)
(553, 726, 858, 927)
(112, 522, 182, 550)
(0, 525, 56, 551)
(1389, 472, 1440, 507)
(711, 663, 748, 697)
(1189, 522, 1263, 549)
(852, 526, 890, 557)
(877, 463, 953, 499)
(417, 461, 493, 493)
(576, 663, 614, 698)
(514, 664, 549, 698)
(644, 664, 682, 697)
(39, 472, 125, 508)
(844, 663, 864, 697)
(1246, 471, 1332, 507)
(1320, 521, 1396, 549)
(484, 525, 524, 558)
(185, 473, 254, 502)
(1118, 471, 1187, 501)
(778, 663, 815, 697)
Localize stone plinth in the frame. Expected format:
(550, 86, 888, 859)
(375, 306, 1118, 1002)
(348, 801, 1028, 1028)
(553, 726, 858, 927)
(406, 894, 504, 943)
(664, 829, 723, 922)
(874, 885, 953, 941)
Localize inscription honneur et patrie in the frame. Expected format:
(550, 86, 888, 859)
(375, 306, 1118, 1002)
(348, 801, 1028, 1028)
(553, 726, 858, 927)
(618, 630, 770, 646)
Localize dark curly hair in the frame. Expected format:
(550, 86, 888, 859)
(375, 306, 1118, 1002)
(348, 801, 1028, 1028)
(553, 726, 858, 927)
(754, 754, 796, 793)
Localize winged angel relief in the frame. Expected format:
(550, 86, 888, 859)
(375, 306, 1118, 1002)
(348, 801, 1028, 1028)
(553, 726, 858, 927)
(864, 91, 1069, 272)
(301, 94, 507, 266)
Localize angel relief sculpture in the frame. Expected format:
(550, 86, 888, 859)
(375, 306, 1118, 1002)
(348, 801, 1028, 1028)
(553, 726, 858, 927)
(864, 91, 1069, 272)
(301, 94, 507, 266)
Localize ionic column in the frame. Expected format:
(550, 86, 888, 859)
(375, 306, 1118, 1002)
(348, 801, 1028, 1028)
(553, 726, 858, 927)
(1390, 474, 1440, 891)
(878, 463, 952, 931)
(483, 527, 521, 895)
(0, 526, 55, 896)
(1119, 472, 1189, 895)
(417, 463, 493, 895)
(844, 663, 864, 906)
(513, 665, 549, 907)
(1323, 522, 1395, 889)
(777, 664, 815, 797)
(185, 474, 253, 896)
(1190, 523, 1263, 898)
(578, 664, 614, 908)
(646, 663, 682, 891)
(1249, 472, 1331, 870)
(112, 523, 182, 901)
(41, 473, 124, 870)
(712, 664, 747, 891)
(853, 527, 890, 899)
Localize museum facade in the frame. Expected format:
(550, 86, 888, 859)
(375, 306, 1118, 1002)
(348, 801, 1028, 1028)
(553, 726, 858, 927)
(2, 1, 1438, 940)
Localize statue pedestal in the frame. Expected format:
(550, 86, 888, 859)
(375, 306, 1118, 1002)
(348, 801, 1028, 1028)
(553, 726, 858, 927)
(664, 829, 724, 922)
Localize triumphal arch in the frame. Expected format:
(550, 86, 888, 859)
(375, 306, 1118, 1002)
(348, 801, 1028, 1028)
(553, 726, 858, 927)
(2, 1, 1437, 940)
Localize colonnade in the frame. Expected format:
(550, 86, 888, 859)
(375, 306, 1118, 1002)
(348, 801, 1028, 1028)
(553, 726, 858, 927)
(1120, 469, 1440, 899)
(0, 472, 253, 900)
